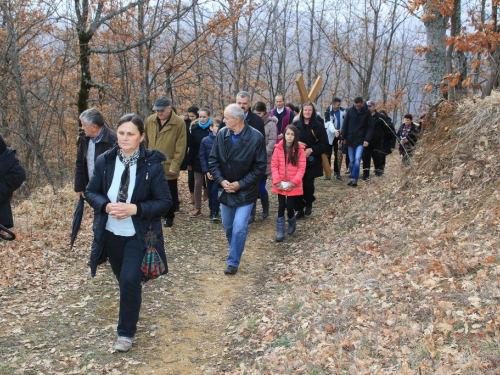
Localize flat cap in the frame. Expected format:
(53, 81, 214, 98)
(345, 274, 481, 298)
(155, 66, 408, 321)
(152, 97, 171, 111)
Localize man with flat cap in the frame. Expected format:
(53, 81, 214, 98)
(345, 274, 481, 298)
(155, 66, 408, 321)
(144, 97, 187, 227)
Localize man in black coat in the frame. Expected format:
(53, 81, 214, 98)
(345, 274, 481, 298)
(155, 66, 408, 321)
(74, 108, 117, 199)
(0, 134, 26, 229)
(270, 94, 295, 140)
(219, 91, 265, 138)
(340, 97, 374, 187)
(209, 104, 266, 275)
(362, 101, 386, 180)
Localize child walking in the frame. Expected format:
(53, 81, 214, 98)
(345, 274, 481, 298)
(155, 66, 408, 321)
(199, 118, 221, 220)
(271, 125, 306, 242)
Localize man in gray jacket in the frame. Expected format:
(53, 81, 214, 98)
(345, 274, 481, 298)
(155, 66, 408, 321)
(74, 109, 117, 199)
(209, 104, 266, 275)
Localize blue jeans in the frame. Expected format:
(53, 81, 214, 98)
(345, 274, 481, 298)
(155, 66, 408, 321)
(206, 178, 220, 213)
(348, 145, 364, 181)
(104, 231, 144, 338)
(220, 203, 253, 268)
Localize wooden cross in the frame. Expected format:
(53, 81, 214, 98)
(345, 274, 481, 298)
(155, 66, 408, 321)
(295, 74, 322, 104)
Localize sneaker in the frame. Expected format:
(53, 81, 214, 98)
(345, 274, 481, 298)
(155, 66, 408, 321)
(224, 265, 238, 275)
(212, 212, 220, 221)
(335, 173, 342, 180)
(362, 176, 369, 181)
(208, 211, 214, 220)
(115, 336, 133, 352)
(164, 218, 174, 227)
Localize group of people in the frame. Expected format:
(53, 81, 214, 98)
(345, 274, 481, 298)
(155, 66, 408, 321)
(65, 93, 419, 352)
(0, 91, 423, 354)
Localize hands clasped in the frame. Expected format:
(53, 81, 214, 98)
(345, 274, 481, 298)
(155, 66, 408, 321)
(221, 180, 241, 193)
(106, 202, 137, 220)
(277, 181, 295, 191)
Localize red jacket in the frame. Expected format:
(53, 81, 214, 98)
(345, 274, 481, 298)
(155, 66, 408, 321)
(271, 141, 306, 196)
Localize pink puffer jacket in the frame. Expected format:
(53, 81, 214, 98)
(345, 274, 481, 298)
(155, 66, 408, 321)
(271, 141, 306, 196)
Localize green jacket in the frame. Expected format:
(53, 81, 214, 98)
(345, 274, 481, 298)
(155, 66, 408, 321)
(144, 112, 187, 180)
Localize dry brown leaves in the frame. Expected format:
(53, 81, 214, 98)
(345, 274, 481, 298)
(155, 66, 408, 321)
(219, 94, 500, 374)
(3, 93, 500, 374)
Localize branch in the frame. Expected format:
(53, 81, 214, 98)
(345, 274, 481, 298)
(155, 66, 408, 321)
(88, 0, 148, 35)
(89, 3, 194, 54)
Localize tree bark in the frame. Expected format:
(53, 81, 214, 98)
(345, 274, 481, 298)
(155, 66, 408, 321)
(424, 2, 448, 105)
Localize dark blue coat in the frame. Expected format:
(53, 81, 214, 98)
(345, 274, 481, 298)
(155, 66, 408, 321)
(199, 132, 215, 175)
(0, 148, 26, 228)
(85, 144, 172, 277)
(208, 125, 266, 207)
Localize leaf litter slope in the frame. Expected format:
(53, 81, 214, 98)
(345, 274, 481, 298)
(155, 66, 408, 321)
(219, 95, 500, 374)
(2, 94, 500, 374)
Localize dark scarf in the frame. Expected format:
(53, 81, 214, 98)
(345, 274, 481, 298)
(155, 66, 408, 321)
(117, 149, 140, 203)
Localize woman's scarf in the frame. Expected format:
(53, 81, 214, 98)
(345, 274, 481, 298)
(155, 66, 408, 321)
(198, 118, 212, 130)
(402, 123, 411, 138)
(117, 149, 140, 203)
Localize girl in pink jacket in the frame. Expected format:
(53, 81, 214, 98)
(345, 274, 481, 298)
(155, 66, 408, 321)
(271, 125, 306, 241)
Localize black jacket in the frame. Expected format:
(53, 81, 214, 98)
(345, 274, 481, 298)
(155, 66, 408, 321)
(85, 144, 172, 277)
(371, 111, 387, 144)
(382, 116, 396, 154)
(208, 124, 266, 207)
(397, 123, 419, 154)
(187, 121, 210, 173)
(0, 148, 26, 228)
(293, 117, 329, 179)
(74, 126, 117, 193)
(340, 103, 374, 147)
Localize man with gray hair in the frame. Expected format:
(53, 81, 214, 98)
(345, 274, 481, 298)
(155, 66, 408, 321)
(235, 91, 265, 137)
(209, 104, 266, 275)
(75, 108, 117, 199)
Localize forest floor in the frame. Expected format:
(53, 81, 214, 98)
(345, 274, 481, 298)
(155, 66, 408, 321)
(0, 160, 356, 375)
(2, 96, 500, 374)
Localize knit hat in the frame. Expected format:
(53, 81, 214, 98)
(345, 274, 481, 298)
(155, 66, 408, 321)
(0, 134, 7, 155)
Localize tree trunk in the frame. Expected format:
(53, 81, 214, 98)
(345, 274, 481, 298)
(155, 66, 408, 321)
(424, 2, 448, 105)
(482, 4, 499, 98)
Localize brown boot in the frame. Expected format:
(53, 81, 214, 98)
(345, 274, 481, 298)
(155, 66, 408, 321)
(191, 207, 202, 217)
(189, 193, 194, 205)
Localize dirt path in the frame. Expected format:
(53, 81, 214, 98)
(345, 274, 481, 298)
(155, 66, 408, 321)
(0, 169, 359, 374)
(133, 174, 350, 374)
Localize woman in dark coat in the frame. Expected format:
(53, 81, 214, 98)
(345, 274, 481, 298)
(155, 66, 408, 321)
(182, 106, 199, 204)
(187, 108, 211, 217)
(86, 114, 171, 352)
(397, 114, 420, 166)
(292, 102, 329, 218)
(0, 134, 26, 230)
